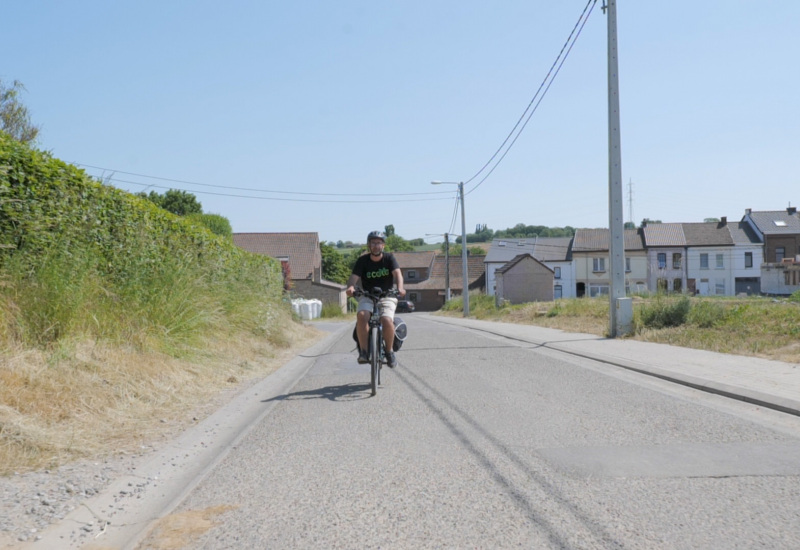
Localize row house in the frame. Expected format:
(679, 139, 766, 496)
(571, 228, 648, 297)
(397, 251, 485, 311)
(744, 207, 800, 295)
(484, 237, 575, 299)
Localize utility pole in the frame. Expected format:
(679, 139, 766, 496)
(444, 232, 451, 301)
(627, 179, 635, 228)
(605, 0, 632, 336)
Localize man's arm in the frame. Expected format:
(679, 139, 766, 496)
(345, 273, 361, 297)
(392, 268, 405, 298)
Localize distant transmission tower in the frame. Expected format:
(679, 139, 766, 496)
(627, 179, 635, 227)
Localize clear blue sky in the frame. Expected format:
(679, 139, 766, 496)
(4, 1, 799, 245)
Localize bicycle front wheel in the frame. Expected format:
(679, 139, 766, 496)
(370, 327, 379, 396)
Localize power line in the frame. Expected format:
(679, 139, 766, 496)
(463, 0, 599, 195)
(108, 178, 454, 204)
(74, 162, 452, 198)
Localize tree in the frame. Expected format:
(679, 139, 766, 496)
(137, 189, 202, 216)
(320, 242, 351, 284)
(384, 224, 395, 237)
(186, 212, 232, 238)
(1, 79, 40, 144)
(447, 244, 486, 256)
(386, 234, 414, 252)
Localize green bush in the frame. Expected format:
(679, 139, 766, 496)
(789, 289, 800, 303)
(638, 296, 690, 329)
(687, 300, 727, 328)
(187, 212, 233, 239)
(0, 133, 286, 354)
(320, 302, 345, 318)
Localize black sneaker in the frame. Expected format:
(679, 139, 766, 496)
(357, 349, 369, 364)
(386, 351, 397, 368)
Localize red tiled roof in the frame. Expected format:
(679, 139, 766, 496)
(393, 251, 436, 269)
(407, 255, 485, 290)
(233, 232, 321, 280)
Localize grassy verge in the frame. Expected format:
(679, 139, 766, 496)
(439, 293, 800, 364)
(0, 319, 321, 475)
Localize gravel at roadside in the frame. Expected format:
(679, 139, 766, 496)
(0, 450, 149, 547)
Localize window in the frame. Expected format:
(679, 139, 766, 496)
(554, 266, 561, 279)
(657, 253, 666, 269)
(673, 253, 682, 269)
(625, 257, 631, 272)
(407, 270, 417, 280)
(673, 278, 682, 292)
(716, 254, 724, 269)
(715, 279, 726, 295)
(776, 247, 786, 262)
(657, 278, 668, 291)
(700, 253, 709, 269)
(592, 258, 606, 272)
(409, 292, 419, 302)
(745, 252, 753, 268)
(588, 284, 609, 297)
(554, 285, 563, 299)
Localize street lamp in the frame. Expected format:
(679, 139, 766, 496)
(431, 181, 469, 317)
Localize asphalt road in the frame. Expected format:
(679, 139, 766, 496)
(140, 314, 800, 549)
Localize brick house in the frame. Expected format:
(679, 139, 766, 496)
(401, 253, 485, 311)
(232, 232, 347, 311)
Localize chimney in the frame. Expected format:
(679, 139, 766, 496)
(788, 206, 797, 216)
(719, 216, 727, 226)
(745, 208, 752, 215)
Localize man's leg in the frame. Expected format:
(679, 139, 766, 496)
(356, 310, 370, 363)
(381, 315, 395, 351)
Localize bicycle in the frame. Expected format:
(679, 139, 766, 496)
(353, 287, 399, 396)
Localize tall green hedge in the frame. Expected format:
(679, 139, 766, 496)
(0, 132, 283, 346)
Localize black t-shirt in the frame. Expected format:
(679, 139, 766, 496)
(353, 252, 399, 293)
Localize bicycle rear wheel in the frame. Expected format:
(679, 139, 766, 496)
(370, 327, 379, 396)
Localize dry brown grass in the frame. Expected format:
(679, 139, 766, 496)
(444, 296, 800, 365)
(0, 318, 323, 475)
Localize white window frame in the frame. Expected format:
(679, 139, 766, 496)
(745, 252, 753, 268)
(407, 269, 417, 280)
(716, 254, 724, 269)
(700, 253, 709, 269)
(554, 266, 561, 279)
(592, 257, 606, 272)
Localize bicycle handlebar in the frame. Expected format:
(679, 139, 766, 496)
(353, 287, 399, 300)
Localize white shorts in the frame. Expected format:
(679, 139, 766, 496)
(357, 296, 397, 320)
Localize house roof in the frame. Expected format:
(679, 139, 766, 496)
(495, 253, 553, 274)
(532, 236, 572, 262)
(406, 255, 485, 291)
(232, 232, 321, 280)
(392, 251, 436, 270)
(642, 223, 686, 247)
(744, 208, 800, 235)
(728, 221, 762, 245)
(681, 222, 734, 247)
(485, 237, 572, 263)
(572, 228, 644, 252)
(484, 238, 536, 262)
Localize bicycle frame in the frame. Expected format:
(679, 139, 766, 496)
(355, 287, 397, 396)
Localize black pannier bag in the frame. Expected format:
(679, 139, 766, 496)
(351, 316, 408, 352)
(392, 316, 407, 351)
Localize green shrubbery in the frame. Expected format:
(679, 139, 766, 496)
(0, 132, 285, 354)
(637, 296, 691, 329)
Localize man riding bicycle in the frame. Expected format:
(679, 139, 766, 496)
(345, 230, 406, 368)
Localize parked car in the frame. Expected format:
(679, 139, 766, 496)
(397, 300, 415, 313)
